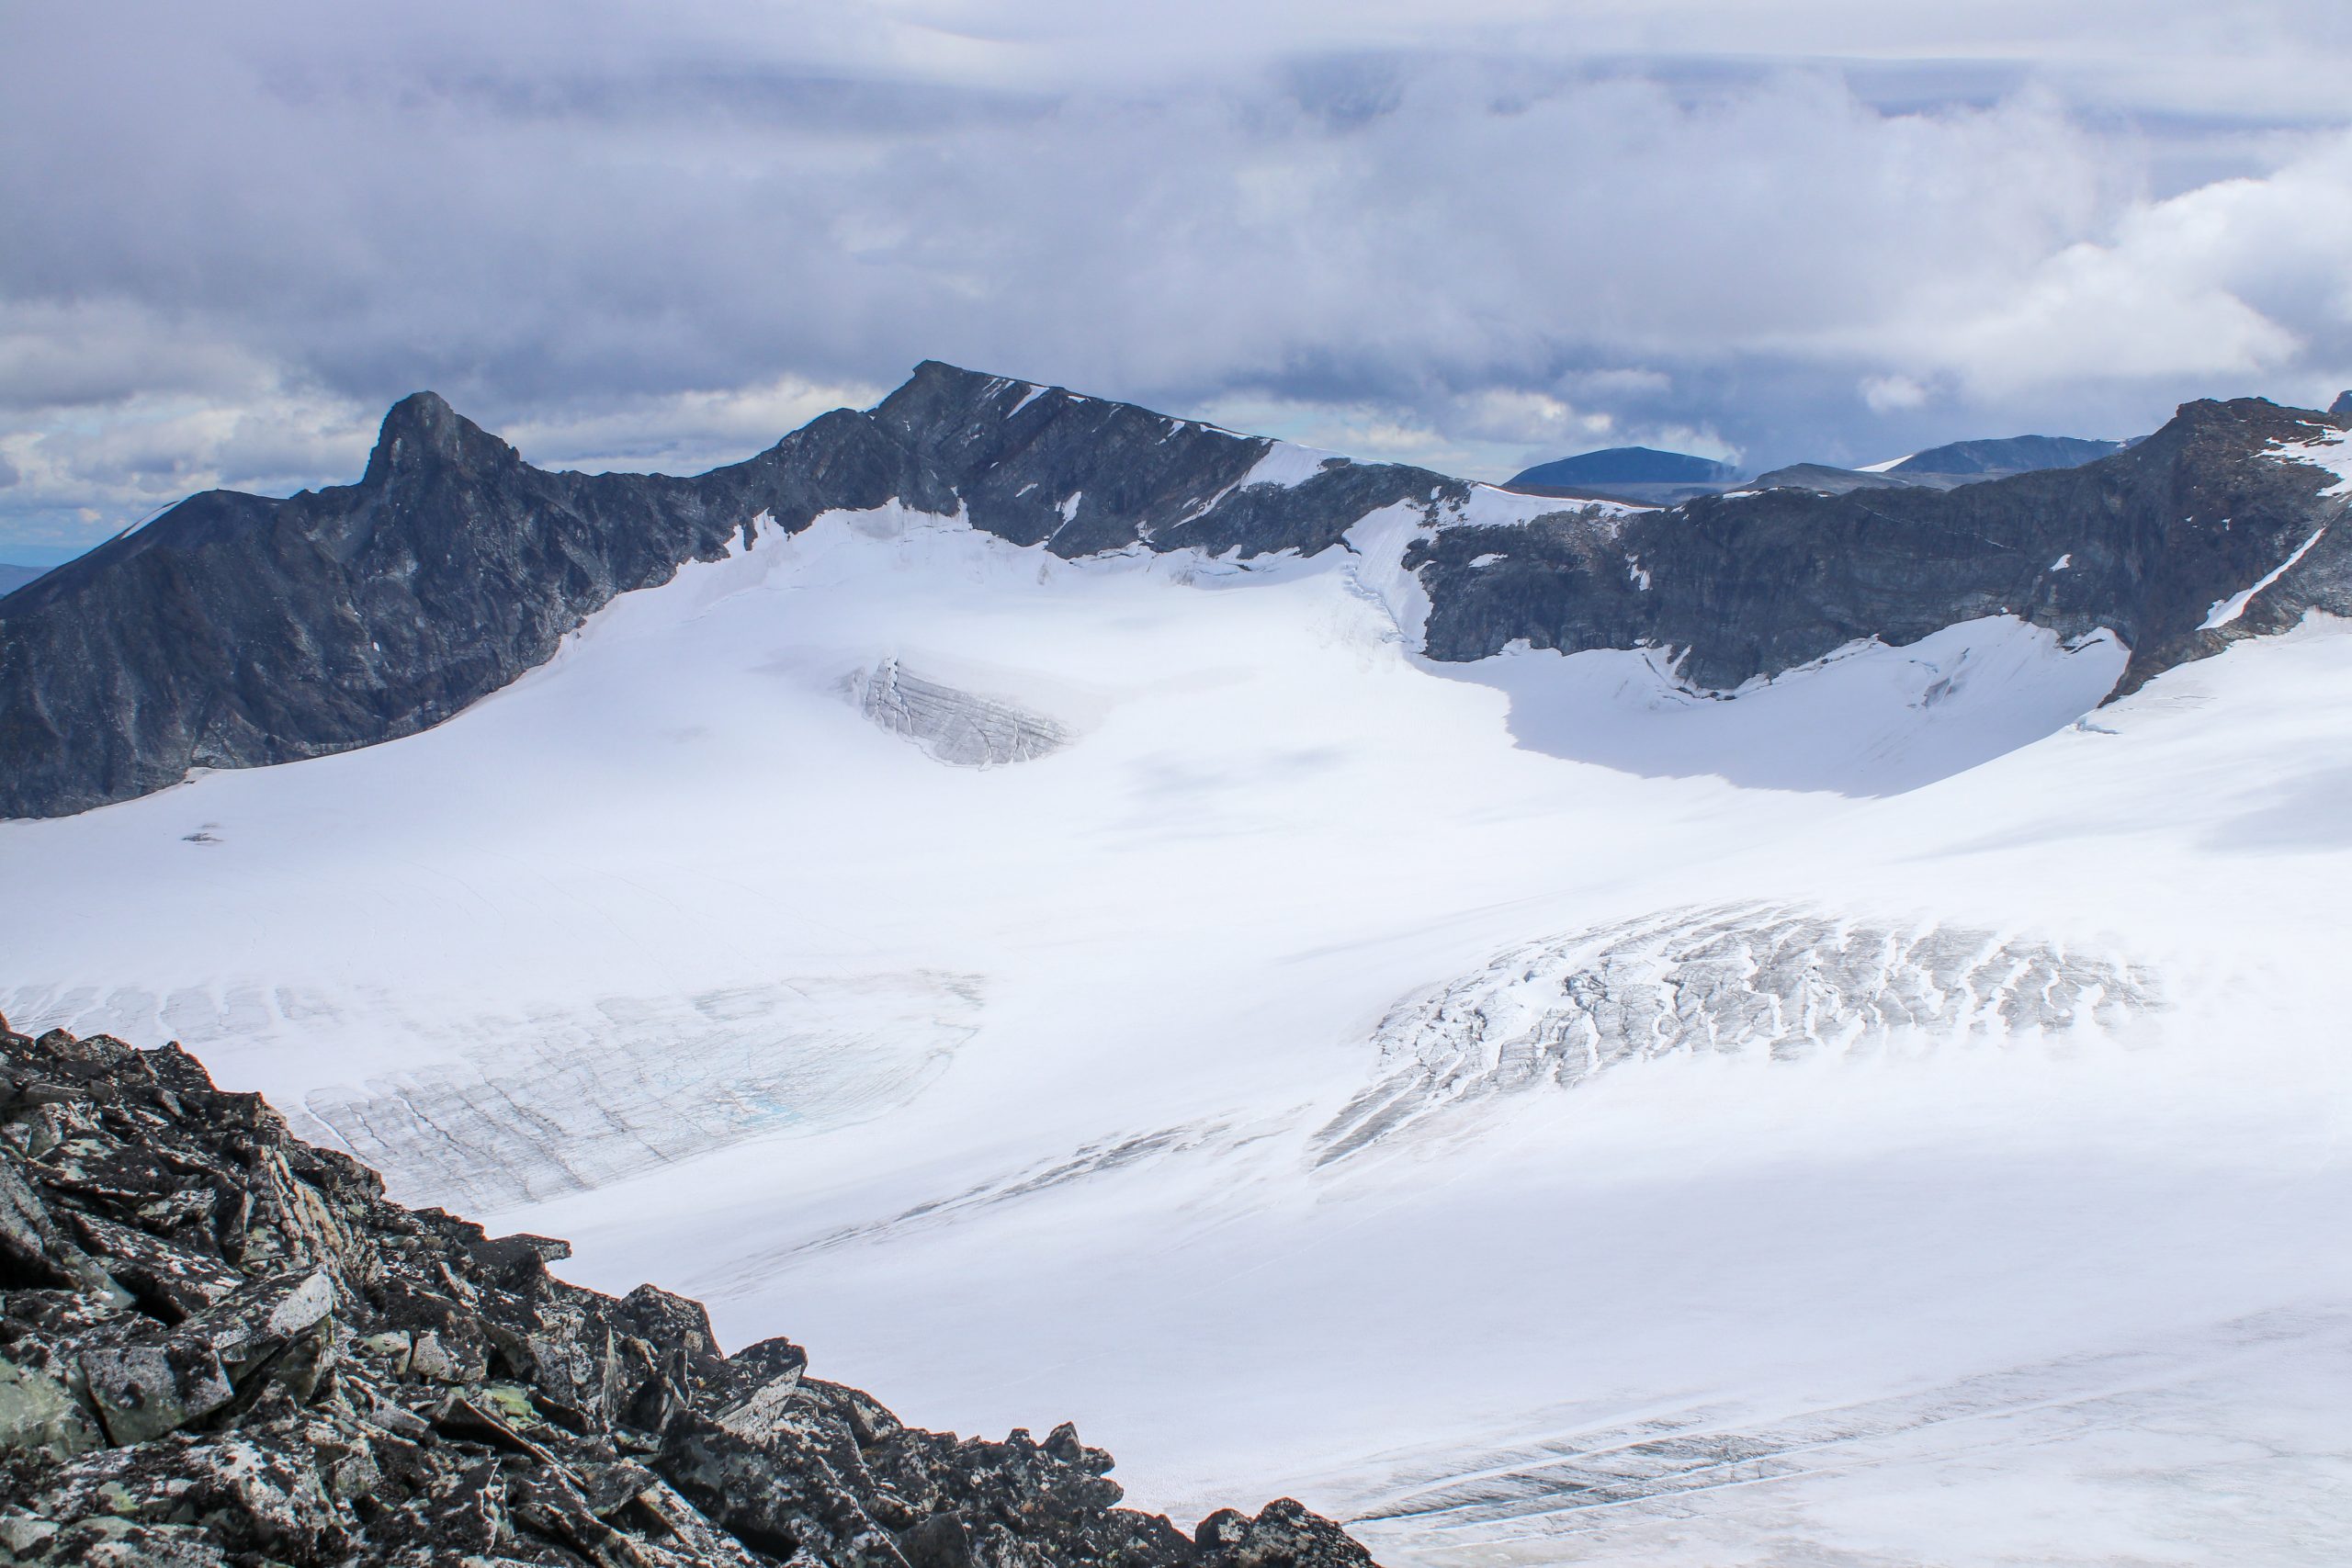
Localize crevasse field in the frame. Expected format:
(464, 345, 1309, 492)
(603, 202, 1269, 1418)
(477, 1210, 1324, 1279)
(5, 486, 2349, 1566)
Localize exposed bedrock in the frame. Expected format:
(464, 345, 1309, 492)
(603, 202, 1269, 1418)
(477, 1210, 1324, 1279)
(0, 1017, 1376, 1568)
(1410, 396, 2352, 694)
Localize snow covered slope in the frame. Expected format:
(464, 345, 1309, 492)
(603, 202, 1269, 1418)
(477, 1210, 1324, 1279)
(6, 484, 2352, 1562)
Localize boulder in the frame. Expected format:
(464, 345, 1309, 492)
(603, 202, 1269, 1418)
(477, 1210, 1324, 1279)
(0, 1356, 101, 1462)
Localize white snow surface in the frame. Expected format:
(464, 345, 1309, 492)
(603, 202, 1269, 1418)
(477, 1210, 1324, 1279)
(1449, 484, 1649, 527)
(6, 505, 2352, 1565)
(1238, 440, 1346, 490)
(2269, 422, 2352, 498)
(1442, 622, 2129, 795)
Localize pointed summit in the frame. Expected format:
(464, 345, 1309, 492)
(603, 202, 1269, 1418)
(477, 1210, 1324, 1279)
(362, 391, 521, 487)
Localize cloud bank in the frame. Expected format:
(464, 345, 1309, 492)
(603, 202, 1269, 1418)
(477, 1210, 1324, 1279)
(3, 2, 2349, 559)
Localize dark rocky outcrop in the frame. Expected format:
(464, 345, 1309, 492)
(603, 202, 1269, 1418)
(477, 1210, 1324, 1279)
(0, 1018, 1375, 1568)
(3, 365, 2349, 818)
(1413, 396, 2352, 694)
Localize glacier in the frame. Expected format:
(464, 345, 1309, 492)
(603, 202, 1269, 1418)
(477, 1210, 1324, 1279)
(5, 496, 2351, 1565)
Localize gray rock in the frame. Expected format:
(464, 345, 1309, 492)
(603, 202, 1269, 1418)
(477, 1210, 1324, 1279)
(0, 1357, 101, 1462)
(15, 1517, 235, 1567)
(1195, 1500, 1371, 1568)
(78, 1335, 233, 1447)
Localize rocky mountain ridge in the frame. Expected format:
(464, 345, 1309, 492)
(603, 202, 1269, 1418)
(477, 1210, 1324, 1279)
(1413, 394, 2351, 693)
(0, 365, 1449, 819)
(0, 1016, 1374, 1568)
(2, 364, 2347, 818)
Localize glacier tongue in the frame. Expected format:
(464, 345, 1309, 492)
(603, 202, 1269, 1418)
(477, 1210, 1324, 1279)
(1314, 904, 2159, 1165)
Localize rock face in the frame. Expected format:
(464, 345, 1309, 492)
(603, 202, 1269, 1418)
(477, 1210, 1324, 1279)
(0, 1018, 1376, 1568)
(3, 363, 2349, 818)
(1413, 396, 2352, 694)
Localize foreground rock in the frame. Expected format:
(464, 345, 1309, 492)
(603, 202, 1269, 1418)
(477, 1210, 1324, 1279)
(0, 1018, 1374, 1568)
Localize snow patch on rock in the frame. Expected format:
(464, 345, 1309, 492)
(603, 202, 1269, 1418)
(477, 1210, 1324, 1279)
(2201, 526, 2330, 629)
(2268, 423, 2352, 498)
(1238, 441, 1347, 490)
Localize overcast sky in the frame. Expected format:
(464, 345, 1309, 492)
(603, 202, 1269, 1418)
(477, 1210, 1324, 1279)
(5, 1, 2350, 563)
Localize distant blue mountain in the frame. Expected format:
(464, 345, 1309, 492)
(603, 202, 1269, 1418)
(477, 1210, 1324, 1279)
(1890, 435, 2120, 479)
(1508, 446, 1736, 489)
(1748, 463, 1913, 495)
(0, 563, 46, 599)
(2333, 390, 2351, 415)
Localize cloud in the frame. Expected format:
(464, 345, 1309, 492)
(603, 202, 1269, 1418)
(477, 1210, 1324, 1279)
(1862, 376, 1930, 413)
(1882, 131, 2352, 396)
(500, 377, 887, 473)
(1, 1, 2349, 547)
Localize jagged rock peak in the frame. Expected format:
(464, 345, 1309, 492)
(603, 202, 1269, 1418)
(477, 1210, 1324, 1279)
(871, 360, 1233, 446)
(360, 389, 523, 486)
(0, 1015, 1379, 1568)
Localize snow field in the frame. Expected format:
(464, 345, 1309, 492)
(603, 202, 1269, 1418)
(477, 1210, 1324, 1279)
(6, 504, 2352, 1564)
